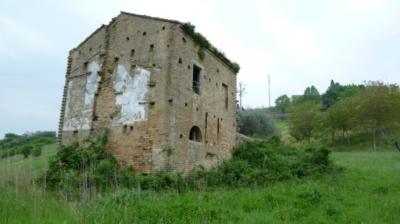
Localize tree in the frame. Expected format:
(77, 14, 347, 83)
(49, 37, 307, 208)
(275, 94, 290, 113)
(303, 85, 321, 102)
(353, 82, 400, 150)
(323, 98, 356, 144)
(238, 109, 276, 137)
(21, 145, 32, 158)
(288, 101, 322, 143)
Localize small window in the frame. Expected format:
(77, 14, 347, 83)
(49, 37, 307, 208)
(192, 65, 201, 94)
(189, 126, 202, 142)
(222, 83, 228, 110)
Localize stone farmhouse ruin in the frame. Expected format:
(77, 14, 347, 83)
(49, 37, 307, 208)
(58, 12, 239, 174)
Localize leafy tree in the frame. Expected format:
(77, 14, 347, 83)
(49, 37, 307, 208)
(21, 145, 32, 158)
(238, 109, 276, 137)
(288, 101, 322, 143)
(322, 80, 362, 109)
(352, 82, 400, 150)
(275, 95, 290, 113)
(32, 147, 43, 157)
(323, 98, 357, 144)
(303, 85, 321, 102)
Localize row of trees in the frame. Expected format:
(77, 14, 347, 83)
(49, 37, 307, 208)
(276, 81, 400, 150)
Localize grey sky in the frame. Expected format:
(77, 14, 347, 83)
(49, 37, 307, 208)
(1, 0, 399, 138)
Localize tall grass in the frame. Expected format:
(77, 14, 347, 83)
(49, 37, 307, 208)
(1, 143, 399, 223)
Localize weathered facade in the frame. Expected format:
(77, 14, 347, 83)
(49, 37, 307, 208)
(59, 12, 238, 174)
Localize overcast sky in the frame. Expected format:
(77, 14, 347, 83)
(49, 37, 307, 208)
(0, 0, 399, 138)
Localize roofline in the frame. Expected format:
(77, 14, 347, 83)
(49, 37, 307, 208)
(69, 12, 239, 73)
(70, 24, 107, 53)
(120, 11, 182, 25)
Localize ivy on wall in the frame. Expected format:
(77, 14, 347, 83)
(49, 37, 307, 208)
(181, 23, 240, 73)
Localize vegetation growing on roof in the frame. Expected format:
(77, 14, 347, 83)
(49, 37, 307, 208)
(181, 23, 240, 73)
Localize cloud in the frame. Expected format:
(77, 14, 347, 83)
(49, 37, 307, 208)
(348, 0, 387, 12)
(0, 16, 54, 59)
(260, 12, 322, 66)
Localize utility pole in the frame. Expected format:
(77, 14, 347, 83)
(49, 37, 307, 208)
(268, 74, 271, 108)
(238, 82, 246, 110)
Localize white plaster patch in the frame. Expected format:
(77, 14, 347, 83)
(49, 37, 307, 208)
(84, 61, 101, 105)
(112, 65, 150, 125)
(63, 60, 102, 131)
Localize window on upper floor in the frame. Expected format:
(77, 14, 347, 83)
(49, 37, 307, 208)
(192, 65, 201, 94)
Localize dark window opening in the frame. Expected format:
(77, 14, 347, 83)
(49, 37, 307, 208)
(179, 134, 183, 138)
(73, 130, 78, 136)
(83, 62, 88, 71)
(182, 37, 186, 43)
(89, 47, 92, 52)
(126, 36, 130, 41)
(150, 44, 154, 51)
(178, 58, 182, 64)
(131, 49, 135, 57)
(205, 112, 208, 142)
(114, 57, 119, 63)
(189, 126, 202, 142)
(217, 118, 220, 136)
(192, 65, 201, 94)
(223, 83, 229, 110)
(162, 26, 166, 30)
(143, 32, 147, 36)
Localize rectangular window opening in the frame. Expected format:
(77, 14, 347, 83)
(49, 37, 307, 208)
(222, 83, 228, 110)
(192, 65, 201, 94)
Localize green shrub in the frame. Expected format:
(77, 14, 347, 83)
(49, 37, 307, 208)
(238, 109, 276, 137)
(41, 135, 336, 196)
(21, 145, 32, 158)
(32, 147, 42, 157)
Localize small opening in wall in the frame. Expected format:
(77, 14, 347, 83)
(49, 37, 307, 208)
(73, 130, 78, 136)
(185, 102, 188, 107)
(130, 49, 135, 57)
(126, 36, 130, 41)
(93, 115, 98, 121)
(150, 44, 154, 51)
(167, 44, 170, 48)
(168, 99, 173, 103)
(89, 47, 92, 52)
(162, 26, 166, 30)
(178, 58, 182, 64)
(222, 83, 229, 110)
(130, 126, 134, 131)
(182, 37, 186, 43)
(217, 68, 220, 73)
(180, 134, 183, 138)
(209, 78, 211, 82)
(189, 126, 202, 142)
(83, 62, 88, 70)
(152, 63, 156, 67)
(114, 57, 119, 63)
(217, 118, 220, 136)
(196, 107, 199, 111)
(187, 65, 191, 69)
(143, 32, 147, 36)
(192, 64, 201, 94)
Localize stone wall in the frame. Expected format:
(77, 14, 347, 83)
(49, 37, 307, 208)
(59, 12, 237, 174)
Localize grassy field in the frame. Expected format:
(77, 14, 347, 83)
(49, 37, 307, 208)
(0, 145, 399, 223)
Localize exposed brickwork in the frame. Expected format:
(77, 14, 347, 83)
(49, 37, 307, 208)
(59, 12, 238, 174)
